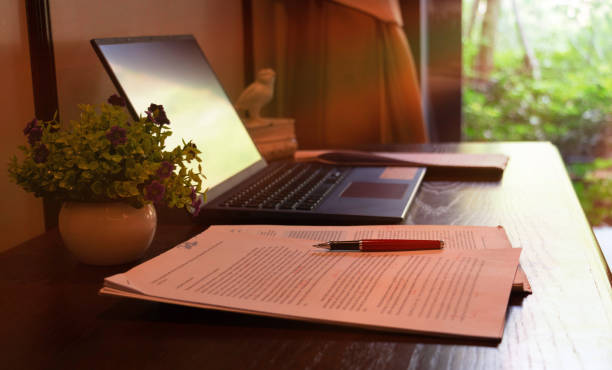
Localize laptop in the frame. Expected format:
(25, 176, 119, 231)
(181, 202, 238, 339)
(91, 35, 425, 224)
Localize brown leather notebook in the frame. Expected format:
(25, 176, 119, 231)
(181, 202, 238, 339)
(295, 150, 509, 181)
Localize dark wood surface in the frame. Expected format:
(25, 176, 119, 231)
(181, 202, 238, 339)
(2, 142, 611, 369)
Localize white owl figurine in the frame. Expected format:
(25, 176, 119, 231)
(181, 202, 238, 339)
(235, 68, 276, 127)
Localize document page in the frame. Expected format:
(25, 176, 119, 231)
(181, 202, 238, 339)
(210, 224, 530, 293)
(103, 229, 521, 340)
(209, 224, 511, 249)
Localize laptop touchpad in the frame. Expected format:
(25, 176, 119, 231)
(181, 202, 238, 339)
(341, 182, 408, 199)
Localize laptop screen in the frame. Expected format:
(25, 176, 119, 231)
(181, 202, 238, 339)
(92, 35, 263, 196)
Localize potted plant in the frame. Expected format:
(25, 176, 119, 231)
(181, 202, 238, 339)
(8, 95, 205, 265)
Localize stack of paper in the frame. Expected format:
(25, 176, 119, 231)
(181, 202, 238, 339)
(212, 225, 531, 293)
(101, 225, 526, 341)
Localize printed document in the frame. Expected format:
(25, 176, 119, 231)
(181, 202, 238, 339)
(210, 224, 530, 293)
(102, 228, 521, 340)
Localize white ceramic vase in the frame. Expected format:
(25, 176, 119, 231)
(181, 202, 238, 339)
(58, 201, 157, 265)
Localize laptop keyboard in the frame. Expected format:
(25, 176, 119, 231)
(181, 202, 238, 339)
(221, 163, 348, 211)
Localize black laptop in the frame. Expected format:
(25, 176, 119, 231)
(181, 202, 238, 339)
(91, 35, 425, 223)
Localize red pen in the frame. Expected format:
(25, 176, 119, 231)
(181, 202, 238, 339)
(313, 239, 444, 252)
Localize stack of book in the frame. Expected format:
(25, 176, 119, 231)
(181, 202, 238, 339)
(246, 118, 297, 161)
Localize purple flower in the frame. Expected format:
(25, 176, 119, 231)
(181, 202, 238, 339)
(145, 103, 170, 125)
(190, 186, 197, 202)
(147, 103, 162, 114)
(145, 180, 166, 204)
(106, 126, 127, 146)
(33, 144, 49, 163)
(24, 118, 38, 135)
(156, 161, 175, 179)
(107, 94, 126, 107)
(28, 126, 43, 145)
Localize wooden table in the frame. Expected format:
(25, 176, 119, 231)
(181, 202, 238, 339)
(2, 142, 611, 369)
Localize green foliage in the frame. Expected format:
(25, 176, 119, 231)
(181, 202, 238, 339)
(569, 159, 612, 226)
(8, 99, 205, 213)
(463, 49, 612, 159)
(567, 158, 612, 179)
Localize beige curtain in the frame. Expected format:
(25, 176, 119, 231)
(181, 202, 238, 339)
(256, 0, 427, 149)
